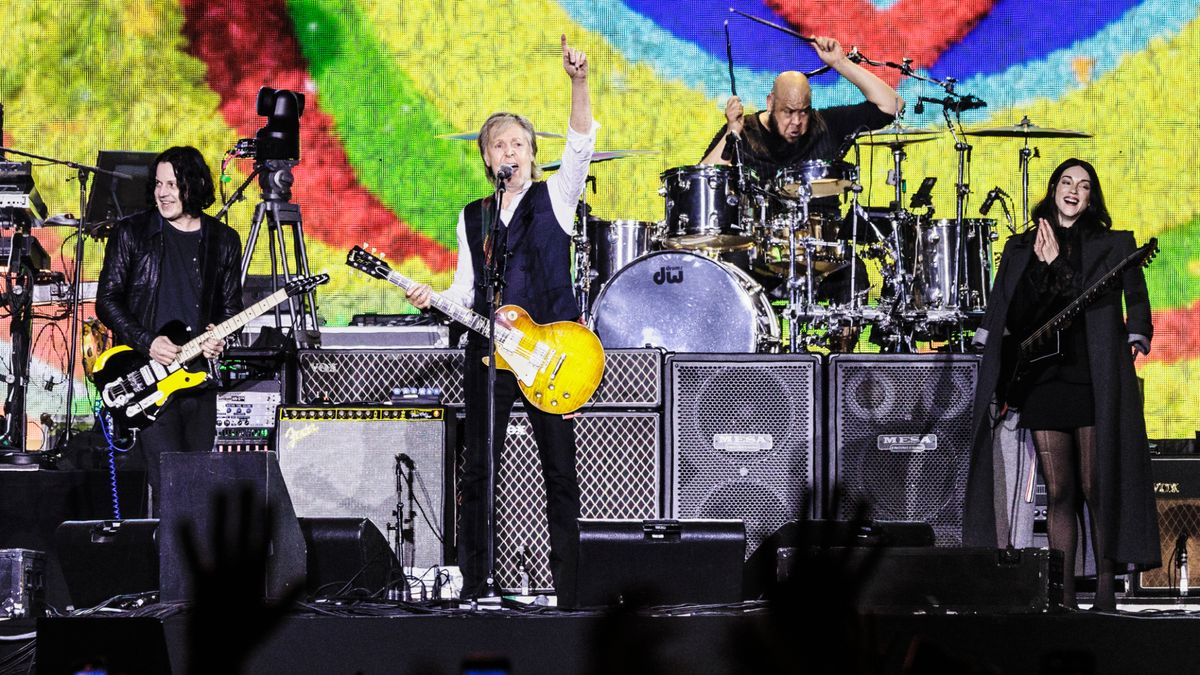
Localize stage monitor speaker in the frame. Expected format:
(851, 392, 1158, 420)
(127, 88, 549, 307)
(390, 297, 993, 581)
(743, 519, 935, 599)
(458, 411, 662, 592)
(54, 520, 158, 609)
(159, 451, 306, 603)
(559, 519, 745, 609)
(276, 406, 448, 569)
(1133, 456, 1200, 595)
(665, 354, 821, 560)
(829, 354, 979, 546)
(298, 517, 399, 597)
(777, 546, 1063, 613)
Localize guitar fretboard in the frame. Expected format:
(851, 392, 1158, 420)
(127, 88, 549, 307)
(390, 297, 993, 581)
(174, 287, 291, 364)
(382, 269, 512, 343)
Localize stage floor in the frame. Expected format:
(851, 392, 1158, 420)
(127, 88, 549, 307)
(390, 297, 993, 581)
(18, 597, 1200, 675)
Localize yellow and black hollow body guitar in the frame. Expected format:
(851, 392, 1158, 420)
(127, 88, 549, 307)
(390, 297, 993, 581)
(91, 274, 329, 433)
(346, 245, 605, 415)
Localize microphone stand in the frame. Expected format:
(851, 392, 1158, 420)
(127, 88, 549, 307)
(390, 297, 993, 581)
(478, 175, 509, 603)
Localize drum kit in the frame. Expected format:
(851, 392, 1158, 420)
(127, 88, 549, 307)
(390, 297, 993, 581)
(442, 114, 1092, 355)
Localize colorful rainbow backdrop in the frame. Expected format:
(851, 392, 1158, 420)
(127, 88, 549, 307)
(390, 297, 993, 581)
(1, 0, 1196, 438)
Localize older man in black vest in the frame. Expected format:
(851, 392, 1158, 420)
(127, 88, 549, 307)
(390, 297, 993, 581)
(406, 35, 594, 598)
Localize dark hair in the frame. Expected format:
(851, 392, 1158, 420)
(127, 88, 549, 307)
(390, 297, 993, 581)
(1030, 157, 1111, 230)
(147, 146, 216, 215)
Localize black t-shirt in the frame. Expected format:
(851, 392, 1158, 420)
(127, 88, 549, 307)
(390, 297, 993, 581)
(703, 101, 894, 175)
(155, 223, 203, 338)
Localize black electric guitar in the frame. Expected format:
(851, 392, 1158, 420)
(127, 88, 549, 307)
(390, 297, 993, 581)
(91, 274, 329, 434)
(998, 237, 1158, 406)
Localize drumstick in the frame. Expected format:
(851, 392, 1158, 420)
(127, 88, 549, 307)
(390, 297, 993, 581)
(723, 20, 737, 97)
(729, 7, 818, 44)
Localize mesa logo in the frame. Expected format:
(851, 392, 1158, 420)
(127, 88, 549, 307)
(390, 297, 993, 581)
(876, 434, 937, 453)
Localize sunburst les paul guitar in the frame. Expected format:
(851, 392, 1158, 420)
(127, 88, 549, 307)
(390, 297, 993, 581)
(92, 274, 330, 434)
(347, 245, 605, 414)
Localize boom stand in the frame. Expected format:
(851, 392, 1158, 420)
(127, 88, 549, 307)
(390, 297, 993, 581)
(236, 160, 320, 343)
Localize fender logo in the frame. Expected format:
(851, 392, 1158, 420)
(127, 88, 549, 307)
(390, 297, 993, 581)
(284, 423, 319, 449)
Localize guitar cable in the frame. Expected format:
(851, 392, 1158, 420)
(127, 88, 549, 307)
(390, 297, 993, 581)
(93, 398, 136, 520)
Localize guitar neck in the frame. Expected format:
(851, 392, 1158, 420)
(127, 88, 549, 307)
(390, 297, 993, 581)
(176, 287, 291, 363)
(381, 269, 502, 339)
(1020, 242, 1155, 354)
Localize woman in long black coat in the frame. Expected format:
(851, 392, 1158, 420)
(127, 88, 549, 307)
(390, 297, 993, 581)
(963, 158, 1158, 610)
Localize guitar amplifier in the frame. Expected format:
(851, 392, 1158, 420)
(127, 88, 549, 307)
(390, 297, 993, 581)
(297, 348, 663, 408)
(1132, 455, 1200, 595)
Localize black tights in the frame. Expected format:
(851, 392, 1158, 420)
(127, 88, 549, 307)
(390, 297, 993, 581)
(1033, 426, 1117, 610)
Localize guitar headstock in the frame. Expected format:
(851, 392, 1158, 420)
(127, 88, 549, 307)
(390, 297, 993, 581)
(1140, 237, 1159, 268)
(284, 273, 331, 297)
(347, 245, 392, 280)
(283, 271, 331, 295)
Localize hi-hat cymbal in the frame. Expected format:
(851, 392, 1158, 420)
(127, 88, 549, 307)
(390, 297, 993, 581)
(964, 117, 1091, 139)
(542, 149, 658, 171)
(437, 130, 565, 141)
(854, 124, 942, 147)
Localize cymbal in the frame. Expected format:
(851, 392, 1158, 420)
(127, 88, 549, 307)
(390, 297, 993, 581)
(964, 117, 1091, 139)
(542, 149, 659, 172)
(854, 124, 942, 147)
(437, 130, 565, 141)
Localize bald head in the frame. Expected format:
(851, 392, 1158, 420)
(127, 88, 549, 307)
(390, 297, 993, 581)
(766, 71, 814, 143)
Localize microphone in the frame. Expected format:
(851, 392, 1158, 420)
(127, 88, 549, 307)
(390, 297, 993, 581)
(495, 164, 516, 181)
(979, 186, 1007, 216)
(396, 452, 415, 469)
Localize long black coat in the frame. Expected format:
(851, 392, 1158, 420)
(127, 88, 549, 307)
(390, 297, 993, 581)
(963, 226, 1160, 569)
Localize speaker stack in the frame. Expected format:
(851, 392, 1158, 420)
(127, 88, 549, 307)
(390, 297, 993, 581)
(456, 349, 665, 591)
(665, 354, 821, 559)
(828, 354, 979, 546)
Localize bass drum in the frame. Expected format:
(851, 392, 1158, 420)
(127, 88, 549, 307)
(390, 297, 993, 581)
(590, 250, 779, 353)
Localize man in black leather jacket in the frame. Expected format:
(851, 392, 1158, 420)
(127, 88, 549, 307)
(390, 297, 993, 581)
(96, 146, 243, 511)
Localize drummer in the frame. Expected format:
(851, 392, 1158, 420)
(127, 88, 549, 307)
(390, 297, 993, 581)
(699, 35, 903, 182)
(700, 36, 902, 349)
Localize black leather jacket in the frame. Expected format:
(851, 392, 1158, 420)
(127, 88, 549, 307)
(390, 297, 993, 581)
(96, 209, 244, 355)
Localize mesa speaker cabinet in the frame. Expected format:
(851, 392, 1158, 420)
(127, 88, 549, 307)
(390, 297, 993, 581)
(665, 354, 821, 560)
(275, 406, 450, 569)
(828, 354, 979, 546)
(456, 411, 662, 591)
(1133, 456, 1200, 595)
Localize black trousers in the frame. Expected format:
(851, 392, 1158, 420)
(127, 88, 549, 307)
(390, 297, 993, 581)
(136, 388, 218, 513)
(459, 349, 580, 595)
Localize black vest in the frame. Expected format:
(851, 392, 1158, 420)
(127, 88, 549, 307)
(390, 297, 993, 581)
(463, 182, 579, 334)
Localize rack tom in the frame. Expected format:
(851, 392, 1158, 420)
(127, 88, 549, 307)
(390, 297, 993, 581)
(660, 165, 753, 252)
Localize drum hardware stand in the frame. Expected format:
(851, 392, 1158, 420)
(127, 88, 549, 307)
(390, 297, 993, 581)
(0, 145, 130, 453)
(1017, 132, 1039, 230)
(572, 176, 596, 321)
(782, 182, 816, 352)
(221, 160, 321, 345)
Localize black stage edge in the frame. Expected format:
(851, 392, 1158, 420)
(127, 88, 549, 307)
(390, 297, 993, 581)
(32, 605, 1200, 674)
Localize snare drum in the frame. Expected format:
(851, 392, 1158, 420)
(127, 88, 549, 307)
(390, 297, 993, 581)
(775, 160, 854, 199)
(913, 218, 995, 311)
(755, 211, 848, 276)
(590, 250, 779, 353)
(660, 165, 753, 251)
